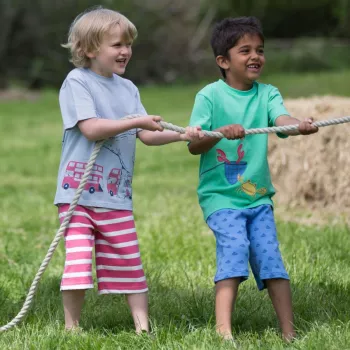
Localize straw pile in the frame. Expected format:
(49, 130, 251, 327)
(269, 96, 350, 224)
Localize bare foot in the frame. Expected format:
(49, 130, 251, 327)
(65, 326, 84, 333)
(137, 330, 155, 340)
(217, 332, 239, 348)
(283, 331, 296, 342)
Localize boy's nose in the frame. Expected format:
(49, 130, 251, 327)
(120, 46, 130, 55)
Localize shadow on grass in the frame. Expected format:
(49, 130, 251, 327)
(1, 274, 350, 337)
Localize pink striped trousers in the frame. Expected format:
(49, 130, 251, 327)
(58, 205, 148, 294)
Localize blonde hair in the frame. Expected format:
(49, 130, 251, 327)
(62, 6, 137, 68)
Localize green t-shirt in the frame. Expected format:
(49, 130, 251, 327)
(189, 79, 290, 220)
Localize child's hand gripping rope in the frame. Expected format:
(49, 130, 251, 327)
(136, 115, 204, 141)
(298, 118, 319, 135)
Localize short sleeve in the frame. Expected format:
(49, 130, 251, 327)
(59, 76, 98, 130)
(268, 86, 290, 126)
(267, 86, 290, 139)
(134, 88, 147, 134)
(189, 94, 212, 131)
(134, 88, 147, 115)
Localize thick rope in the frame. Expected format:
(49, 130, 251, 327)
(1, 114, 349, 332)
(0, 140, 104, 332)
(155, 115, 350, 137)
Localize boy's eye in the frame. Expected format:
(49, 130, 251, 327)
(113, 43, 132, 48)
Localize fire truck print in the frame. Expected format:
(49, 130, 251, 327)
(62, 161, 103, 194)
(107, 168, 132, 199)
(107, 168, 121, 196)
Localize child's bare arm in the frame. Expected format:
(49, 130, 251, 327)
(138, 126, 203, 146)
(188, 124, 245, 155)
(137, 130, 181, 145)
(78, 115, 163, 141)
(188, 136, 221, 155)
(275, 115, 319, 136)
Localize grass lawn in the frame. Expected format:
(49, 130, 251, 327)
(0, 70, 350, 349)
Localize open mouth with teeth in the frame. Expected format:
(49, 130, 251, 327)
(116, 59, 127, 64)
(247, 64, 260, 70)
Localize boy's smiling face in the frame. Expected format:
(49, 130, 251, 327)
(216, 33, 265, 90)
(87, 25, 132, 77)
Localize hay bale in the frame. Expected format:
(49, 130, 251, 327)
(269, 96, 350, 224)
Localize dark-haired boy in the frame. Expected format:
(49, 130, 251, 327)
(188, 16, 318, 342)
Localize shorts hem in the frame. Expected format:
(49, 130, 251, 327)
(61, 284, 94, 291)
(257, 274, 290, 291)
(214, 271, 248, 283)
(98, 288, 148, 295)
(259, 273, 289, 280)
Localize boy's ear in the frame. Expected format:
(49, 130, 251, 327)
(86, 50, 97, 59)
(86, 46, 100, 59)
(216, 55, 229, 70)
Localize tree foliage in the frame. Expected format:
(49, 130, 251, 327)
(0, 0, 349, 88)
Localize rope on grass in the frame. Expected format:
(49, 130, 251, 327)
(1, 113, 350, 332)
(0, 140, 104, 333)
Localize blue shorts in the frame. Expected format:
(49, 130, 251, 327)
(207, 205, 289, 290)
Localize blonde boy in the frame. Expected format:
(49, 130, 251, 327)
(55, 7, 201, 333)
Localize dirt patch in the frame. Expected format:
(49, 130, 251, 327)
(269, 96, 350, 226)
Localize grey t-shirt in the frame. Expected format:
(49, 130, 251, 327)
(54, 68, 146, 210)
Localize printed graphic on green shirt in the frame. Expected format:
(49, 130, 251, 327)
(202, 144, 267, 198)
